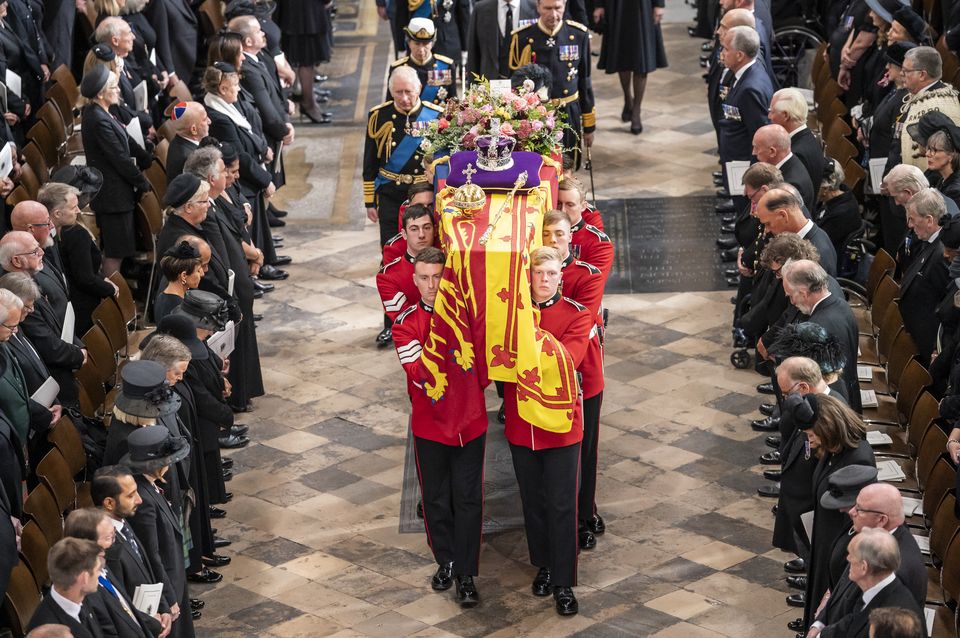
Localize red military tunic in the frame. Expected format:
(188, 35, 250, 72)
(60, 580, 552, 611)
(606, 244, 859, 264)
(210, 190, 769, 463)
(570, 219, 614, 282)
(504, 293, 593, 450)
(382, 233, 408, 264)
(561, 255, 604, 399)
(582, 205, 604, 232)
(393, 300, 488, 446)
(376, 252, 418, 321)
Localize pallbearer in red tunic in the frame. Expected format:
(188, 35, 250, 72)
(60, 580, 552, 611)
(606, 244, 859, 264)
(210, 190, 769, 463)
(557, 176, 614, 280)
(542, 210, 606, 550)
(504, 247, 593, 617)
(376, 204, 436, 324)
(391, 247, 487, 608)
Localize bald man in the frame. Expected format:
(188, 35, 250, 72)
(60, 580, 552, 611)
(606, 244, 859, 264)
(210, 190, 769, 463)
(166, 102, 211, 179)
(10, 201, 70, 324)
(752, 124, 815, 211)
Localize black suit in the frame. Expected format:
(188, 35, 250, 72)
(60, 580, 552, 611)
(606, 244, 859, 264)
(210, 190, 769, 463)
(791, 127, 826, 189)
(466, 0, 538, 81)
(816, 189, 862, 262)
(819, 575, 924, 638)
(205, 107, 272, 196)
(81, 104, 150, 215)
(240, 53, 288, 144)
(36, 249, 70, 325)
(58, 224, 116, 338)
(26, 593, 105, 638)
(899, 235, 951, 365)
(17, 291, 84, 406)
(807, 291, 862, 412)
(86, 568, 157, 638)
(718, 61, 773, 164)
(142, 0, 197, 83)
(804, 224, 838, 277)
(183, 350, 230, 504)
(165, 136, 199, 180)
(0, 410, 24, 519)
(106, 519, 173, 613)
(780, 154, 817, 213)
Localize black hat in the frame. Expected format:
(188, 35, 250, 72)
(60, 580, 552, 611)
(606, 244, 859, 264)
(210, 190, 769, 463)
(783, 392, 819, 430)
(172, 289, 229, 332)
(820, 464, 879, 509)
(80, 64, 110, 99)
(893, 6, 927, 43)
(157, 313, 208, 360)
(224, 0, 255, 19)
(940, 214, 960, 249)
(163, 173, 203, 208)
(50, 165, 103, 209)
(120, 425, 190, 472)
(164, 240, 200, 260)
(115, 360, 181, 418)
(769, 322, 847, 375)
(510, 64, 554, 93)
(866, 0, 909, 23)
(219, 141, 239, 164)
(906, 111, 957, 147)
(91, 43, 115, 62)
(885, 40, 916, 67)
(212, 61, 237, 74)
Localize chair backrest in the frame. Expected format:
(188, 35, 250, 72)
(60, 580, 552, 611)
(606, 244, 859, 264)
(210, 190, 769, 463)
(45, 82, 77, 131)
(22, 141, 49, 181)
(871, 274, 900, 336)
(155, 137, 170, 169)
(928, 476, 957, 557)
(5, 184, 30, 208)
(109, 271, 137, 326)
(156, 121, 176, 144)
(894, 358, 932, 421)
(866, 249, 896, 303)
(75, 359, 106, 418)
(92, 298, 128, 354)
(36, 448, 78, 513)
(842, 157, 866, 194)
(198, 0, 225, 35)
(138, 190, 164, 237)
(2, 562, 41, 637)
(876, 302, 905, 368)
(36, 100, 68, 152)
(907, 391, 941, 455)
(22, 484, 63, 547)
(81, 323, 117, 385)
(144, 160, 167, 202)
(940, 524, 960, 605)
(50, 65, 79, 106)
(47, 415, 87, 478)
(17, 163, 41, 198)
(26, 120, 59, 169)
(18, 520, 50, 589)
(916, 428, 949, 489)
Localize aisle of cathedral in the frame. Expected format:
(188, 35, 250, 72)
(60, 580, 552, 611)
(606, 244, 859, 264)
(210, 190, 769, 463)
(193, 4, 798, 636)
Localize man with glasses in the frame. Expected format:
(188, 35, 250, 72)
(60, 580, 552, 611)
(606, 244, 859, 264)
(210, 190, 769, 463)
(898, 46, 960, 170)
(805, 483, 925, 637)
(10, 200, 71, 327)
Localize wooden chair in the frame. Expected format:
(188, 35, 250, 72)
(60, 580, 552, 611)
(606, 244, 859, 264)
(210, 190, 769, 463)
(17, 163, 41, 198)
(18, 520, 50, 590)
(48, 415, 87, 478)
(938, 526, 960, 624)
(5, 184, 30, 208)
(155, 137, 170, 169)
(109, 271, 138, 327)
(50, 65, 80, 107)
(22, 141, 50, 182)
(859, 289, 905, 367)
(906, 392, 943, 457)
(36, 448, 78, 513)
(842, 156, 866, 199)
(45, 82, 78, 132)
(75, 359, 106, 419)
(92, 298, 129, 355)
(22, 484, 63, 547)
(863, 355, 928, 428)
(25, 120, 59, 170)
(36, 99, 81, 161)
(843, 248, 896, 310)
(198, 0, 224, 36)
(156, 121, 176, 144)
(81, 324, 116, 386)
(2, 562, 41, 637)
(144, 160, 167, 203)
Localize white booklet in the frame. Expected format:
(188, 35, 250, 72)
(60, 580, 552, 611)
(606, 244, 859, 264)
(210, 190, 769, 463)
(725, 160, 751, 196)
(0, 142, 13, 179)
(134, 80, 148, 112)
(207, 320, 235, 359)
(857, 365, 873, 382)
(861, 389, 879, 408)
(4, 69, 20, 98)
(30, 377, 60, 408)
(866, 431, 892, 446)
(132, 582, 164, 615)
(913, 533, 930, 555)
(877, 459, 906, 482)
(60, 302, 75, 342)
(902, 496, 922, 517)
(868, 158, 887, 195)
(926, 607, 936, 637)
(801, 510, 814, 543)
(125, 117, 145, 150)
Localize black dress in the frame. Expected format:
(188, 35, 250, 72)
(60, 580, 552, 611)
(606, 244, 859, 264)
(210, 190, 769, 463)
(152, 292, 183, 324)
(57, 224, 115, 336)
(276, 0, 332, 65)
(596, 0, 667, 74)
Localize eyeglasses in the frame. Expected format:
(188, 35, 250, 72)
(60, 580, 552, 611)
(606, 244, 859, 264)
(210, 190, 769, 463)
(852, 503, 886, 516)
(0, 321, 17, 330)
(26, 222, 51, 229)
(901, 67, 923, 74)
(927, 147, 947, 154)
(15, 247, 42, 257)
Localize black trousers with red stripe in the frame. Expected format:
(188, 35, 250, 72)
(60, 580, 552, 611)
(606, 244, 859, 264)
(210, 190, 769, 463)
(414, 434, 486, 576)
(509, 441, 581, 587)
(578, 392, 602, 523)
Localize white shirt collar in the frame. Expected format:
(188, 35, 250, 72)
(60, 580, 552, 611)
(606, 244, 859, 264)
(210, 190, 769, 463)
(808, 291, 832, 315)
(929, 228, 942, 243)
(789, 124, 807, 138)
(861, 572, 897, 608)
(49, 586, 84, 623)
(775, 152, 794, 169)
(797, 218, 815, 238)
(734, 58, 757, 82)
(109, 517, 124, 533)
(916, 80, 939, 95)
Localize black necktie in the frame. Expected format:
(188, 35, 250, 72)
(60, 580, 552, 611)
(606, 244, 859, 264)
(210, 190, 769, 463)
(504, 1, 513, 38)
(120, 522, 144, 563)
(499, 1, 514, 78)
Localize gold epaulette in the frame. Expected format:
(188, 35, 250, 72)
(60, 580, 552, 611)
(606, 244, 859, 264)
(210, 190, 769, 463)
(369, 101, 393, 114)
(511, 22, 534, 35)
(566, 20, 588, 31)
(434, 54, 454, 64)
(422, 101, 443, 111)
(390, 56, 410, 68)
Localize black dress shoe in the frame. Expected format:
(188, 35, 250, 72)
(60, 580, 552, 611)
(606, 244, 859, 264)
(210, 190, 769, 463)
(252, 314, 263, 322)
(187, 568, 222, 584)
(771, 504, 778, 514)
(190, 599, 205, 610)
(314, 73, 328, 82)
(455, 575, 480, 608)
(716, 188, 731, 198)
(191, 609, 201, 620)
(253, 279, 275, 292)
(786, 593, 805, 607)
(231, 424, 249, 437)
(219, 434, 249, 449)
(271, 256, 293, 267)
(759, 402, 775, 416)
(701, 41, 714, 51)
(788, 618, 804, 631)
(726, 275, 740, 287)
(720, 223, 735, 233)
(578, 526, 596, 550)
(253, 288, 263, 299)
(432, 562, 454, 591)
(720, 214, 737, 224)
(376, 328, 393, 348)
(269, 207, 288, 219)
(213, 536, 231, 548)
(416, 499, 424, 519)
(720, 247, 739, 262)
(532, 567, 551, 596)
(763, 469, 781, 481)
(724, 268, 739, 278)
(717, 237, 738, 249)
(765, 434, 781, 448)
(716, 198, 735, 211)
(259, 265, 289, 280)
(272, 235, 284, 244)
(497, 403, 506, 424)
(787, 575, 807, 590)
(209, 506, 226, 519)
(759, 450, 780, 464)
(553, 587, 578, 616)
(756, 382, 775, 394)
(757, 483, 780, 497)
(712, 170, 723, 179)
(268, 216, 286, 227)
(231, 403, 253, 414)
(751, 416, 779, 431)
(222, 468, 233, 481)
(714, 176, 724, 186)
(202, 554, 231, 567)
(223, 492, 233, 502)
(784, 558, 806, 573)
(221, 458, 234, 469)
(587, 514, 605, 535)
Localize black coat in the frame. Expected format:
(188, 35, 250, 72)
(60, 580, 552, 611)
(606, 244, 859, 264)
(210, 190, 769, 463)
(816, 189, 861, 261)
(791, 127, 825, 189)
(805, 223, 838, 277)
(205, 105, 272, 195)
(142, 0, 197, 83)
(806, 291, 862, 412)
(803, 440, 876, 625)
(36, 249, 70, 326)
(164, 135, 198, 180)
(85, 571, 156, 638)
(717, 62, 773, 163)
(58, 225, 116, 338)
(240, 53, 288, 144)
(0, 410, 23, 519)
(81, 104, 150, 215)
(172, 380, 214, 562)
(26, 595, 105, 638)
(899, 236, 951, 365)
(781, 154, 817, 213)
(466, 0, 538, 81)
(127, 475, 186, 611)
(18, 292, 84, 405)
(870, 86, 908, 168)
(819, 574, 924, 638)
(182, 349, 229, 503)
(106, 518, 173, 613)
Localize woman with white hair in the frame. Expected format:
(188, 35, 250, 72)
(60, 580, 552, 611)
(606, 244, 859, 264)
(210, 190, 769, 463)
(815, 158, 862, 259)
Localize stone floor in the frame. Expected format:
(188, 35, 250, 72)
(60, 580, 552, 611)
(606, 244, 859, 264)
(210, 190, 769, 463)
(191, 3, 804, 636)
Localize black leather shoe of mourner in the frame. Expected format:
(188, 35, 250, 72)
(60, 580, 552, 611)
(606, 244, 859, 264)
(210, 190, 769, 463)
(209, 506, 226, 519)
(786, 593, 805, 607)
(763, 469, 781, 481)
(221, 458, 234, 469)
(230, 424, 249, 437)
(759, 402, 776, 416)
(553, 587, 578, 616)
(213, 536, 232, 548)
(756, 382, 775, 394)
(784, 558, 806, 573)
(578, 526, 596, 550)
(715, 198, 735, 211)
(455, 575, 480, 608)
(787, 575, 807, 590)
(376, 328, 393, 348)
(191, 609, 201, 620)
(720, 247, 739, 262)
(751, 416, 779, 431)
(416, 499, 424, 519)
(759, 450, 780, 464)
(432, 562, 454, 591)
(190, 599, 204, 610)
(497, 403, 506, 424)
(717, 237, 738, 249)
(218, 434, 249, 449)
(258, 265, 289, 280)
(187, 568, 222, 584)
(271, 256, 293, 267)
(788, 618, 804, 631)
(532, 567, 552, 597)
(765, 434, 781, 448)
(202, 554, 231, 567)
(757, 483, 780, 497)
(587, 514, 605, 535)
(253, 279, 274, 293)
(222, 468, 233, 481)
